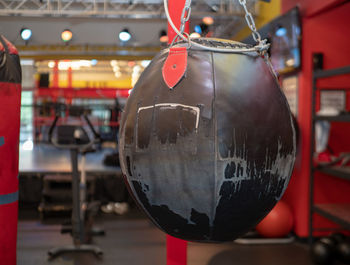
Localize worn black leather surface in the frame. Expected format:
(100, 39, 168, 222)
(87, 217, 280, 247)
(119, 39, 296, 242)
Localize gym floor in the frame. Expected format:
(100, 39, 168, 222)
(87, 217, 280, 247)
(17, 208, 341, 265)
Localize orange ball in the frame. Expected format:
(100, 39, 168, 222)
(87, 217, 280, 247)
(256, 201, 293, 238)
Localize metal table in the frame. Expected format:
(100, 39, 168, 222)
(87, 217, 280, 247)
(19, 144, 121, 175)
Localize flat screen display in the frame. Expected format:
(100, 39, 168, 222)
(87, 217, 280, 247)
(243, 7, 301, 74)
(270, 8, 301, 74)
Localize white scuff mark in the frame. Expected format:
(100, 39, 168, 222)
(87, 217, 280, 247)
(130, 133, 215, 226)
(215, 128, 296, 210)
(270, 140, 296, 200)
(138, 103, 201, 129)
(214, 130, 250, 211)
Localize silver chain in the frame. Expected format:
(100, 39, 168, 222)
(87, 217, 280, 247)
(166, 0, 270, 54)
(179, 0, 192, 35)
(180, 0, 261, 45)
(238, 0, 262, 44)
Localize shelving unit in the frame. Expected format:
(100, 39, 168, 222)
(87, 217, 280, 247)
(315, 114, 350, 122)
(309, 64, 350, 243)
(313, 204, 350, 231)
(316, 165, 350, 181)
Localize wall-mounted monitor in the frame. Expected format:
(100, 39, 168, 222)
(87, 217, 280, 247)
(243, 7, 301, 75)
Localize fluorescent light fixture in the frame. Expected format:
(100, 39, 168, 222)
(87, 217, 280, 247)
(20, 59, 34, 66)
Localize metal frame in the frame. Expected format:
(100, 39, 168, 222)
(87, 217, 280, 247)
(0, 0, 258, 19)
(0, 0, 260, 54)
(309, 63, 350, 244)
(17, 44, 161, 60)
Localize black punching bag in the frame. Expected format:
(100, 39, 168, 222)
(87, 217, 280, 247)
(119, 38, 296, 242)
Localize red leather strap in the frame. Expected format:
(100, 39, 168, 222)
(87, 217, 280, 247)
(162, 47, 188, 89)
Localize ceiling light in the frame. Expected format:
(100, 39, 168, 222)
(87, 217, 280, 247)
(190, 32, 201, 38)
(202, 16, 214, 26)
(20, 28, 32, 41)
(128, 61, 135, 67)
(110, 60, 118, 67)
(159, 30, 168, 43)
(115, 71, 122, 78)
(119, 29, 131, 42)
(61, 29, 73, 43)
(48, 61, 55, 68)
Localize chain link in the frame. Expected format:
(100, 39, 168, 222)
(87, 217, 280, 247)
(179, 0, 192, 36)
(238, 0, 262, 44)
(165, 0, 270, 55)
(179, 5, 191, 35)
(180, 0, 261, 45)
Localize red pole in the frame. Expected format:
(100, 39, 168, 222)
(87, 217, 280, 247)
(53, 60, 59, 88)
(167, 0, 190, 44)
(67, 66, 72, 89)
(166, 235, 187, 265)
(66, 65, 73, 105)
(166, 1, 189, 264)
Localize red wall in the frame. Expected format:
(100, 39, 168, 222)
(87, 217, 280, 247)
(283, 0, 347, 17)
(282, 0, 350, 237)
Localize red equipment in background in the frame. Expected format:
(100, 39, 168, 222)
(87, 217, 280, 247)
(281, 0, 350, 237)
(256, 201, 294, 238)
(0, 35, 22, 265)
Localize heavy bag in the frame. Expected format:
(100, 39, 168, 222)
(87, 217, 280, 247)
(0, 35, 21, 263)
(119, 38, 296, 242)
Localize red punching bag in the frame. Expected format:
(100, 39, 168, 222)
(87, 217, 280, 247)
(0, 35, 22, 265)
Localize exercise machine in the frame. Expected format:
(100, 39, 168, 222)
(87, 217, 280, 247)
(47, 109, 103, 258)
